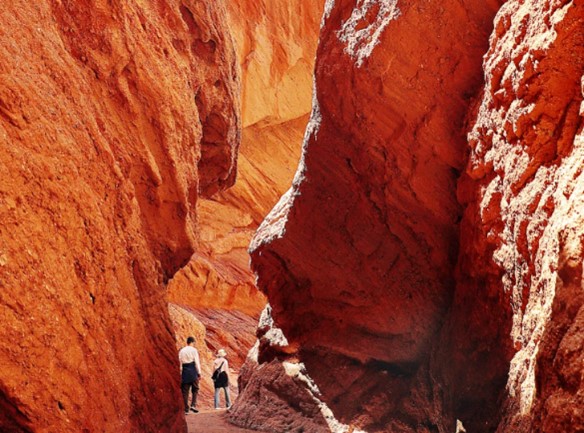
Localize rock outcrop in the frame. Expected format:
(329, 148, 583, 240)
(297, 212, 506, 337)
(167, 0, 325, 326)
(446, 1, 584, 432)
(229, 306, 331, 433)
(166, 116, 310, 316)
(249, 0, 500, 431)
(0, 1, 238, 432)
(248, 0, 584, 432)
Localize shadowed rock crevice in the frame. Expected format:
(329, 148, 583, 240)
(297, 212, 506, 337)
(0, 388, 32, 433)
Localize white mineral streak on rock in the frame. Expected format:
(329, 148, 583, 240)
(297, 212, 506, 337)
(247, 340, 260, 363)
(250, 82, 322, 253)
(258, 303, 274, 330)
(488, 0, 571, 94)
(255, 303, 369, 432)
(282, 361, 368, 433)
(508, 137, 584, 415)
(249, 186, 296, 252)
(323, 0, 335, 22)
(580, 75, 584, 115)
(470, 0, 578, 420)
(265, 327, 287, 347)
(337, 0, 400, 67)
(259, 304, 290, 347)
(456, 420, 467, 433)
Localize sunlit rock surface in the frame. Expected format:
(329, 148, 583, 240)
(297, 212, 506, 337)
(167, 0, 325, 327)
(226, 0, 325, 127)
(229, 306, 330, 433)
(0, 1, 238, 432)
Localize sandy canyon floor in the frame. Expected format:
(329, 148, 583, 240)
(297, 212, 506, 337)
(186, 409, 258, 433)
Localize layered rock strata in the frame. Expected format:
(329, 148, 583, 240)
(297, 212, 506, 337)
(0, 1, 238, 432)
(249, 0, 500, 431)
(166, 116, 310, 315)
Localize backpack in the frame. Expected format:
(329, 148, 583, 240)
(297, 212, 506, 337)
(211, 361, 225, 382)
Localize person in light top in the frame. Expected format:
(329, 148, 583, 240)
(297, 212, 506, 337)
(212, 349, 231, 409)
(178, 336, 201, 415)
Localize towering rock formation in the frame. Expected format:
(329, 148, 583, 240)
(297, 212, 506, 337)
(447, 1, 584, 431)
(247, 0, 500, 431)
(166, 117, 309, 316)
(165, 1, 326, 424)
(167, 0, 325, 323)
(0, 1, 239, 432)
(245, 0, 584, 432)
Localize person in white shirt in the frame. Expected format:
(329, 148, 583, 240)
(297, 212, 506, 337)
(178, 336, 201, 415)
(212, 349, 231, 409)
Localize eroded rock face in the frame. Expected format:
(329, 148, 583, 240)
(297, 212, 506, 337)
(167, 0, 326, 325)
(180, 3, 241, 199)
(165, 117, 312, 318)
(446, 1, 584, 431)
(250, 1, 584, 432)
(229, 306, 330, 433)
(0, 1, 238, 432)
(250, 0, 499, 430)
(226, 0, 325, 127)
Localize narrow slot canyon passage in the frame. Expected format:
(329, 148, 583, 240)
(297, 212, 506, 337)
(166, 116, 311, 428)
(165, 1, 325, 431)
(1, 1, 583, 433)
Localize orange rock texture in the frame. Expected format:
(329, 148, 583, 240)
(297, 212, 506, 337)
(229, 307, 330, 433)
(248, 0, 500, 431)
(447, 1, 584, 432)
(246, 1, 584, 433)
(226, 0, 324, 127)
(166, 117, 310, 316)
(167, 0, 325, 320)
(0, 1, 238, 432)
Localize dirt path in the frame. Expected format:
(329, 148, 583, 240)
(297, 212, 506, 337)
(186, 409, 259, 433)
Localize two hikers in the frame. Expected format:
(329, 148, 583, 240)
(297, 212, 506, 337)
(179, 337, 231, 413)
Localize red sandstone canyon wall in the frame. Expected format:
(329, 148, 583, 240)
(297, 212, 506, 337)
(446, 1, 584, 432)
(0, 1, 239, 432)
(226, 0, 324, 128)
(166, 117, 309, 316)
(244, 0, 584, 432)
(247, 0, 501, 431)
(167, 0, 325, 320)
